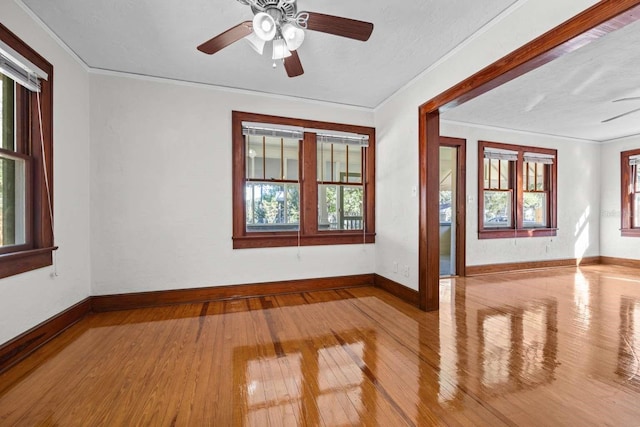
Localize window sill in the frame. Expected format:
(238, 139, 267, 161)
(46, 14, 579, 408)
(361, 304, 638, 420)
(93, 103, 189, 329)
(621, 228, 640, 237)
(479, 228, 557, 239)
(0, 247, 57, 279)
(233, 233, 375, 249)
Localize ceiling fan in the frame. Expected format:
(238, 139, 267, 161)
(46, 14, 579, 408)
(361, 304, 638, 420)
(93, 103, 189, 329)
(197, 0, 374, 78)
(602, 97, 640, 123)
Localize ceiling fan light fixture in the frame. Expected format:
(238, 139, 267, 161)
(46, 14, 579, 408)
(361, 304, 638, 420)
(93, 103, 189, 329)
(281, 23, 305, 51)
(197, 1, 374, 78)
(245, 32, 266, 54)
(272, 38, 292, 60)
(253, 12, 277, 41)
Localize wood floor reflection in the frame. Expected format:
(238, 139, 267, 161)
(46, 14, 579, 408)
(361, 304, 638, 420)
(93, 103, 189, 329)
(2, 265, 640, 425)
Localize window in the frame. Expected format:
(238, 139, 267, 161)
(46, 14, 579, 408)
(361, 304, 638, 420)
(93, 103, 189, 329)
(317, 135, 367, 231)
(232, 111, 375, 249)
(621, 148, 640, 237)
(478, 141, 556, 239)
(0, 23, 54, 278)
(245, 131, 300, 232)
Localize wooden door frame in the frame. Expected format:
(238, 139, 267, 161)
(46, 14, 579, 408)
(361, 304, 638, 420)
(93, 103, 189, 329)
(418, 0, 640, 311)
(439, 137, 466, 277)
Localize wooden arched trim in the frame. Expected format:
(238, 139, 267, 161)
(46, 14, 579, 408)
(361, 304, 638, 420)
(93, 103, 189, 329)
(418, 0, 640, 311)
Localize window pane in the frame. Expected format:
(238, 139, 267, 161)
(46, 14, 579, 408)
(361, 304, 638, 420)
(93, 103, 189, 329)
(318, 184, 363, 230)
(1, 74, 15, 151)
(317, 143, 343, 182)
(536, 164, 545, 191)
(317, 142, 363, 183)
(524, 192, 547, 228)
(483, 158, 489, 188)
(286, 158, 299, 181)
(484, 191, 512, 228)
(440, 190, 452, 223)
(490, 159, 500, 188)
(440, 146, 457, 225)
(635, 165, 640, 193)
(245, 183, 299, 232)
(525, 162, 535, 191)
(635, 193, 640, 228)
(524, 162, 545, 191)
(347, 146, 363, 184)
(485, 159, 510, 190)
(500, 160, 510, 189)
(0, 155, 26, 246)
(246, 135, 299, 181)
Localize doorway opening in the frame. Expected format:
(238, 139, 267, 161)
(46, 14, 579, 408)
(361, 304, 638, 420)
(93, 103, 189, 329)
(439, 137, 466, 277)
(418, 2, 640, 311)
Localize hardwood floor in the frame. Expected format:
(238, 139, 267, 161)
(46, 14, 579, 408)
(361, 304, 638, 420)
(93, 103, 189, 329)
(2, 265, 640, 426)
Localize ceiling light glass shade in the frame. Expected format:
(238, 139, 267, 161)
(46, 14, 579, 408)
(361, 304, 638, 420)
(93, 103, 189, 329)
(252, 12, 277, 41)
(281, 23, 305, 51)
(244, 32, 266, 55)
(272, 39, 292, 60)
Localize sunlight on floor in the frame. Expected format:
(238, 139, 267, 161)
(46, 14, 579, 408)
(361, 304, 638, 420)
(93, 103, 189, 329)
(574, 205, 591, 259)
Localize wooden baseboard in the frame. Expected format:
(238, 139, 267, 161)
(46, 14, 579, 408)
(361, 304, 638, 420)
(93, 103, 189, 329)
(1, 276, 375, 371)
(466, 256, 601, 276)
(0, 298, 92, 374)
(599, 256, 640, 268)
(92, 274, 375, 312)
(8, 257, 640, 373)
(374, 274, 419, 306)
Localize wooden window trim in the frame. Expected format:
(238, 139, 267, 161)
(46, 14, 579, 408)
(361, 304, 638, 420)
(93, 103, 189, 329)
(232, 111, 375, 249)
(621, 148, 640, 237)
(478, 141, 557, 239)
(0, 23, 55, 279)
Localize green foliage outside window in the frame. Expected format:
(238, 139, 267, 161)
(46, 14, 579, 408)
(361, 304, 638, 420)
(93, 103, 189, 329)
(246, 183, 299, 230)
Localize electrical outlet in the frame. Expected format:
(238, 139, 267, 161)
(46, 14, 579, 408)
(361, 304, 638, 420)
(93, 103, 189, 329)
(402, 265, 410, 277)
(393, 262, 398, 273)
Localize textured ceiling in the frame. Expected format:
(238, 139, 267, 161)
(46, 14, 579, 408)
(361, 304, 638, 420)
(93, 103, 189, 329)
(443, 18, 640, 142)
(20, 0, 518, 108)
(22, 0, 634, 140)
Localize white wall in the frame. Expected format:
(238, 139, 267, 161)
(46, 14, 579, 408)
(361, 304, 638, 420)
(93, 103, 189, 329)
(89, 74, 375, 295)
(600, 136, 640, 260)
(374, 0, 599, 289)
(0, 2, 91, 344)
(0, 0, 613, 345)
(442, 122, 601, 267)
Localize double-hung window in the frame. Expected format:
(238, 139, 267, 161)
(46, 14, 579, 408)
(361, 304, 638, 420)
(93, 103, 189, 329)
(232, 111, 375, 249)
(479, 141, 557, 239)
(244, 124, 301, 232)
(621, 149, 640, 237)
(316, 132, 367, 231)
(0, 24, 54, 278)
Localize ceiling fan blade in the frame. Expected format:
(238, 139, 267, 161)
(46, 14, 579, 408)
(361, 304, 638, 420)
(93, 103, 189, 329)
(613, 97, 640, 102)
(284, 50, 304, 78)
(197, 21, 253, 55)
(303, 12, 373, 41)
(602, 106, 640, 123)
